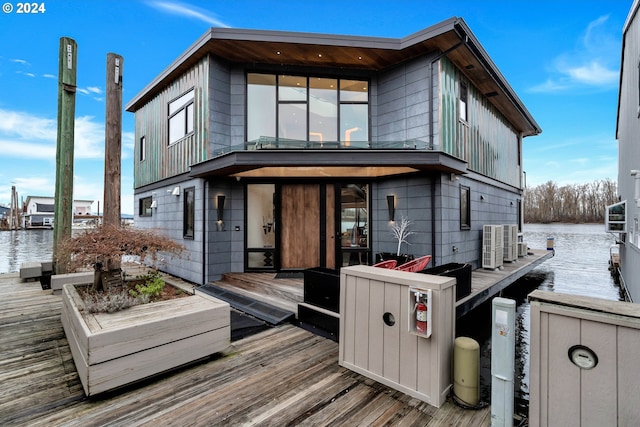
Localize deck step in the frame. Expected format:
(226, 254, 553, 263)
(200, 284, 295, 325)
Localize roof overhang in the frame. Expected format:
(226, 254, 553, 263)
(189, 150, 468, 179)
(126, 18, 540, 137)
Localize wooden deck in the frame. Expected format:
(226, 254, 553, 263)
(0, 272, 490, 426)
(212, 249, 553, 320)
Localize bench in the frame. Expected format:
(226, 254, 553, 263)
(20, 262, 42, 280)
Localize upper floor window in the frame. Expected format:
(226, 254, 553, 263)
(168, 90, 194, 145)
(247, 73, 368, 145)
(459, 83, 468, 122)
(139, 136, 146, 161)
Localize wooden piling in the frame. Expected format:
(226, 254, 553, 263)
(53, 37, 77, 274)
(103, 53, 123, 229)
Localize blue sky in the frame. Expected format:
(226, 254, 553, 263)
(0, 0, 632, 214)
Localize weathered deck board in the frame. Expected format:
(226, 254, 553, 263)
(0, 272, 490, 426)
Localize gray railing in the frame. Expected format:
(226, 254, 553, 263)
(214, 138, 433, 157)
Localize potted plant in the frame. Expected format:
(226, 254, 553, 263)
(376, 216, 415, 266)
(56, 224, 231, 396)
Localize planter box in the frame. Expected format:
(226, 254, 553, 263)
(303, 267, 340, 312)
(62, 283, 230, 396)
(421, 263, 472, 301)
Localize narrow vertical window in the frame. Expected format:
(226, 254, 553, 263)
(459, 83, 468, 122)
(460, 185, 470, 230)
(139, 136, 146, 161)
(183, 187, 195, 239)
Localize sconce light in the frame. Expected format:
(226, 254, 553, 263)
(510, 201, 514, 206)
(216, 195, 226, 231)
(171, 186, 180, 196)
(480, 195, 485, 201)
(150, 200, 158, 209)
(450, 173, 458, 182)
(387, 195, 396, 222)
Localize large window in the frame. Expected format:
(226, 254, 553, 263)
(247, 73, 368, 145)
(168, 90, 194, 145)
(183, 187, 195, 239)
(246, 184, 275, 269)
(340, 184, 369, 266)
(139, 196, 153, 217)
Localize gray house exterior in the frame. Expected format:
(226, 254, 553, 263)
(126, 17, 540, 285)
(615, 0, 640, 302)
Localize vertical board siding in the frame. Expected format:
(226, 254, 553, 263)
(439, 58, 520, 187)
(530, 295, 640, 426)
(133, 56, 210, 188)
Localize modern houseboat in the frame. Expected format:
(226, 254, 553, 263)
(126, 17, 541, 285)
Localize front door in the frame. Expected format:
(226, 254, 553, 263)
(280, 184, 336, 270)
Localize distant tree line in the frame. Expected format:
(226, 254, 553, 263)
(524, 179, 618, 223)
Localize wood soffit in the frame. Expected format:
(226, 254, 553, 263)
(188, 150, 468, 179)
(127, 18, 540, 136)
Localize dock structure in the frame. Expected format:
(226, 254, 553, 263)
(456, 249, 554, 318)
(0, 272, 490, 426)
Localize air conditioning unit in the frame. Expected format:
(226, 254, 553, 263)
(503, 224, 518, 262)
(518, 242, 528, 257)
(482, 225, 504, 269)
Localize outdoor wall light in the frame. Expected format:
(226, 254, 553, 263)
(387, 195, 396, 222)
(216, 195, 226, 231)
(150, 200, 157, 209)
(171, 186, 180, 196)
(480, 195, 485, 201)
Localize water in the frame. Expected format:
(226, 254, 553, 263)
(457, 223, 623, 412)
(0, 229, 54, 274)
(1, 224, 624, 408)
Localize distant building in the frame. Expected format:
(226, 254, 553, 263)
(22, 196, 94, 229)
(615, 0, 640, 302)
(0, 204, 8, 220)
(126, 18, 541, 284)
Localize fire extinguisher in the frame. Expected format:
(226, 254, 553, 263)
(415, 293, 427, 334)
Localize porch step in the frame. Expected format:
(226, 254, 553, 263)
(199, 283, 295, 325)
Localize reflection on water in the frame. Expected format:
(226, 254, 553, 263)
(0, 230, 54, 274)
(457, 223, 623, 412)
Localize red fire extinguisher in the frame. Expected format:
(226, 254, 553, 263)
(415, 293, 427, 334)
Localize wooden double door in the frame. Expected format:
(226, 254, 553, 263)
(280, 184, 336, 270)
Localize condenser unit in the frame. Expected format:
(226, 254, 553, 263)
(518, 242, 528, 257)
(482, 225, 504, 269)
(503, 224, 518, 262)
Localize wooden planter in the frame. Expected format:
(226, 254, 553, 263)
(61, 283, 230, 396)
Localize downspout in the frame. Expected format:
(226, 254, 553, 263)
(202, 180, 207, 286)
(431, 175, 437, 267)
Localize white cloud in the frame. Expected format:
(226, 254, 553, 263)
(43, 74, 56, 79)
(87, 86, 102, 94)
(10, 58, 29, 65)
(528, 15, 619, 93)
(147, 1, 230, 27)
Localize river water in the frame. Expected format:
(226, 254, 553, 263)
(0, 224, 623, 409)
(457, 222, 623, 412)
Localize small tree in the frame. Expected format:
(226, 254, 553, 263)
(56, 223, 184, 292)
(390, 215, 415, 256)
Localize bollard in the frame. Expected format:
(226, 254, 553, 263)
(546, 237, 554, 250)
(453, 336, 480, 406)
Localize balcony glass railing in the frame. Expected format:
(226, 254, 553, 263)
(214, 138, 433, 157)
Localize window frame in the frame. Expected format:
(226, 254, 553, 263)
(459, 82, 468, 123)
(139, 196, 153, 217)
(460, 185, 471, 230)
(139, 135, 146, 162)
(168, 89, 195, 145)
(247, 73, 369, 144)
(183, 187, 195, 239)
